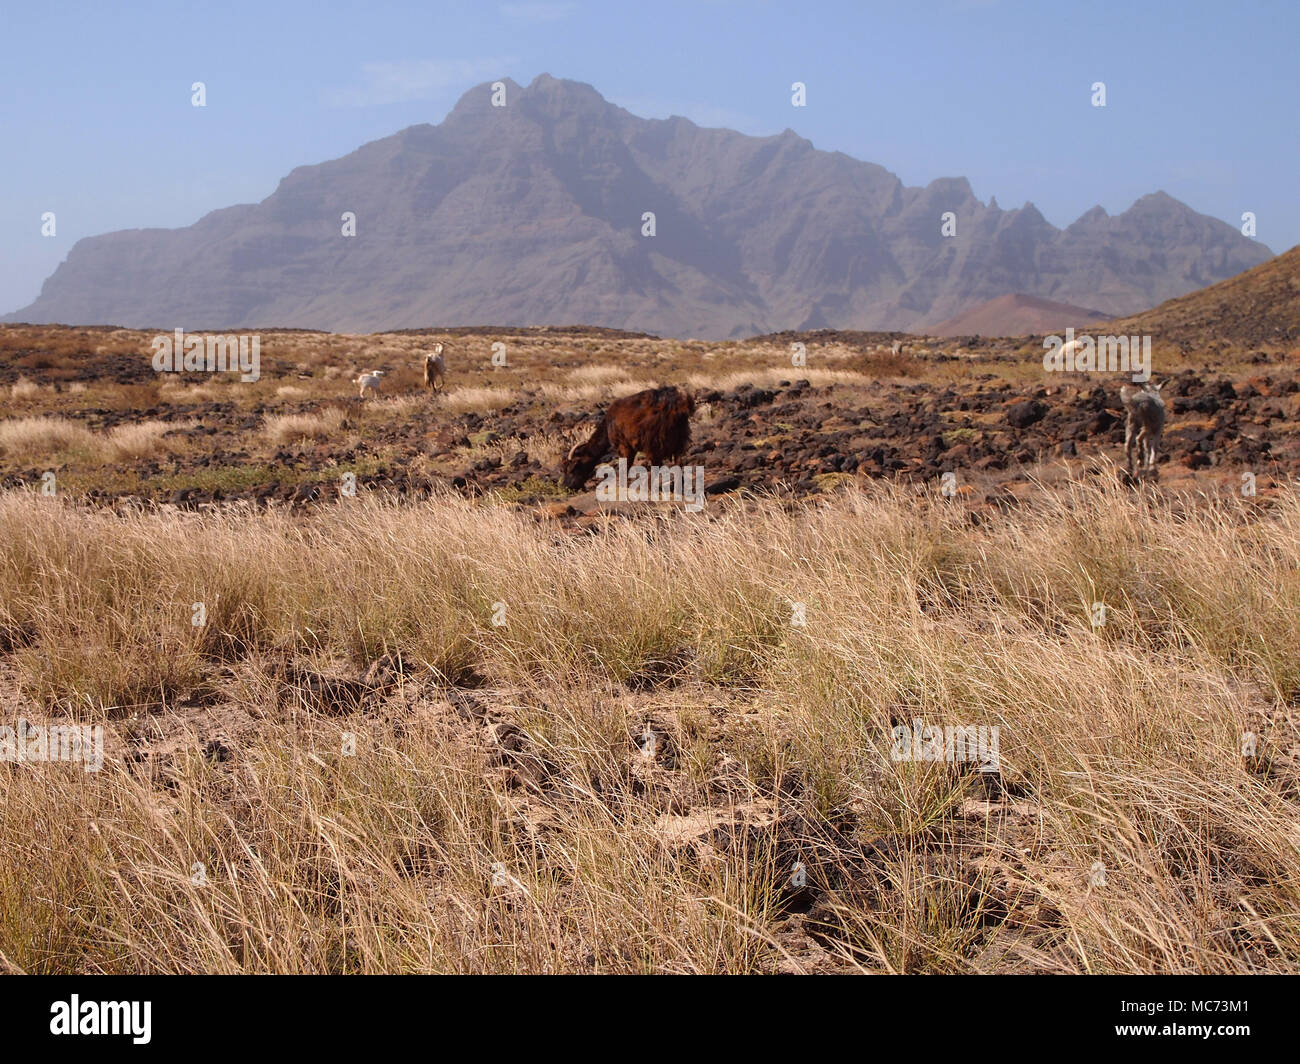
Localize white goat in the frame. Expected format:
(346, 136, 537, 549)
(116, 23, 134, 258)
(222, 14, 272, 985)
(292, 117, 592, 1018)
(423, 343, 446, 392)
(353, 369, 386, 400)
(1120, 382, 1166, 477)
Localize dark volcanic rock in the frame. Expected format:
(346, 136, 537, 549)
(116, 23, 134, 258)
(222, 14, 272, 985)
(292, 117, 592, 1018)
(705, 477, 741, 495)
(1006, 400, 1049, 429)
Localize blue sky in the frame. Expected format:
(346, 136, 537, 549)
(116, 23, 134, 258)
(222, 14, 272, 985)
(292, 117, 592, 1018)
(1, 0, 1295, 315)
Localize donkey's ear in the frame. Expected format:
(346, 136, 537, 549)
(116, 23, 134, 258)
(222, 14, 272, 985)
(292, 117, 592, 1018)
(1149, 381, 1162, 392)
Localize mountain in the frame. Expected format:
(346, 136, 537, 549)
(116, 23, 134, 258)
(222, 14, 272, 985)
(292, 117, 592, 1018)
(930, 293, 1109, 337)
(5, 74, 1274, 339)
(1104, 244, 1300, 348)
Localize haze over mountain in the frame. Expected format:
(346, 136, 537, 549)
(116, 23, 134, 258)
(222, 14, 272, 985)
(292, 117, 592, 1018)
(6, 75, 1274, 339)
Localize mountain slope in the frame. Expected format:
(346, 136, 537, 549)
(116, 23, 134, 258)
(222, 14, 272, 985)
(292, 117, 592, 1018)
(1104, 244, 1300, 348)
(5, 74, 1273, 338)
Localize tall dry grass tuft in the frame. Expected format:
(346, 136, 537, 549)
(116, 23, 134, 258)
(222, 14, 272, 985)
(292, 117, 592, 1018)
(0, 416, 96, 459)
(437, 386, 516, 413)
(537, 378, 657, 404)
(0, 416, 193, 463)
(263, 408, 347, 444)
(103, 420, 196, 461)
(0, 480, 1296, 972)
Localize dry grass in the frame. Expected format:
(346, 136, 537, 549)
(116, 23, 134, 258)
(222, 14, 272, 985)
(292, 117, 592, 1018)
(537, 378, 657, 404)
(684, 367, 868, 392)
(851, 350, 924, 378)
(437, 386, 516, 413)
(158, 377, 227, 402)
(565, 363, 635, 384)
(263, 408, 347, 444)
(0, 416, 194, 463)
(0, 479, 1297, 973)
(0, 416, 96, 459)
(103, 420, 196, 461)
(372, 394, 432, 416)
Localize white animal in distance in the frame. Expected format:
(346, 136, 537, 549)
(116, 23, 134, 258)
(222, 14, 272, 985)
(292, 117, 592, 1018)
(353, 369, 386, 399)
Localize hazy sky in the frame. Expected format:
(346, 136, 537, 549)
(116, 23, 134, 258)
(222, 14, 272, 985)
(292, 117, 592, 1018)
(2, 0, 1294, 315)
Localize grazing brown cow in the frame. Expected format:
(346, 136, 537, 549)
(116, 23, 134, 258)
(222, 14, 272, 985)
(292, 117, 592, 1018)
(562, 385, 695, 490)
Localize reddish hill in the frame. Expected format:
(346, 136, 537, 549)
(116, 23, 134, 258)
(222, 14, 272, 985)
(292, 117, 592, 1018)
(930, 293, 1109, 338)
(1105, 244, 1300, 349)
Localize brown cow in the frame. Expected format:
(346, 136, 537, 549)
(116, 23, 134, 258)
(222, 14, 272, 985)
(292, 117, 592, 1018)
(562, 385, 695, 490)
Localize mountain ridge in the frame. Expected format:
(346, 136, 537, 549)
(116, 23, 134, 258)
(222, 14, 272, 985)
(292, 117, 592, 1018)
(6, 73, 1274, 339)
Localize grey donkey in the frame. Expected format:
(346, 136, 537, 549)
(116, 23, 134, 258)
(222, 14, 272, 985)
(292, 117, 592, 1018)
(1120, 382, 1166, 478)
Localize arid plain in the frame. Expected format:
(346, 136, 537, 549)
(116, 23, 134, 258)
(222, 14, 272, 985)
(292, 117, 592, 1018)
(0, 313, 1298, 973)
